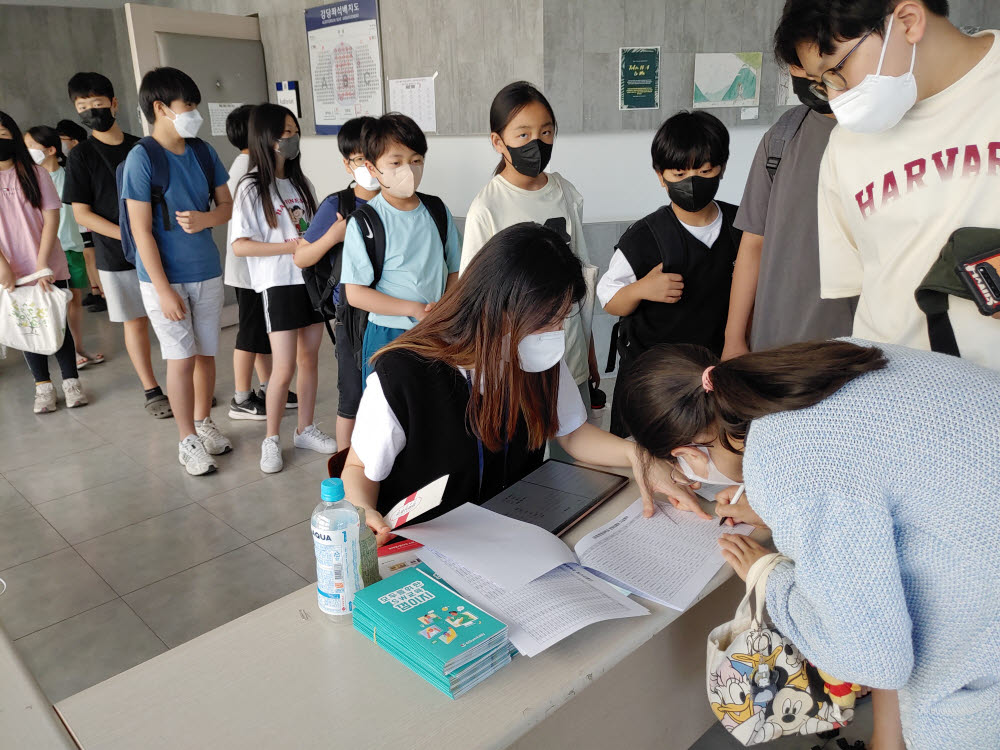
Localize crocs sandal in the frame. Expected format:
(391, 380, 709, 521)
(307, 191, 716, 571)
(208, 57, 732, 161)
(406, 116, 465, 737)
(145, 393, 173, 419)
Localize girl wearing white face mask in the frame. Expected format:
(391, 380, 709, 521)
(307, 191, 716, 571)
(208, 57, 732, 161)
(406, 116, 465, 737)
(341, 223, 689, 545)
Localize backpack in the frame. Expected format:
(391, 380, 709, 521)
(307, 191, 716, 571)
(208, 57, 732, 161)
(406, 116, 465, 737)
(764, 105, 809, 179)
(115, 136, 216, 266)
(301, 185, 359, 325)
(340, 192, 450, 369)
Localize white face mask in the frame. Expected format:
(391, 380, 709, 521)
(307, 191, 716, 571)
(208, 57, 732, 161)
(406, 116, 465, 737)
(28, 148, 46, 165)
(676, 447, 738, 486)
(829, 15, 918, 134)
(352, 165, 381, 191)
(166, 106, 204, 139)
(518, 330, 565, 373)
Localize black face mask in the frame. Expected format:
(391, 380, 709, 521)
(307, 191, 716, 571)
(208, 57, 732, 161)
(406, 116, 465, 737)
(79, 107, 116, 133)
(791, 77, 833, 115)
(0, 139, 17, 162)
(505, 138, 552, 178)
(667, 174, 720, 213)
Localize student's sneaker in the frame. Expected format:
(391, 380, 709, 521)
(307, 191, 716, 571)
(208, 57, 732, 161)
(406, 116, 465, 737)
(179, 435, 217, 476)
(257, 388, 298, 409)
(86, 296, 107, 313)
(260, 435, 283, 474)
(62, 378, 88, 408)
(293, 424, 337, 454)
(196, 416, 233, 455)
(229, 391, 267, 421)
(33, 382, 57, 414)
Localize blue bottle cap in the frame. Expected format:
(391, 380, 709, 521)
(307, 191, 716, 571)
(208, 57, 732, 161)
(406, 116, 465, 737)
(321, 478, 345, 503)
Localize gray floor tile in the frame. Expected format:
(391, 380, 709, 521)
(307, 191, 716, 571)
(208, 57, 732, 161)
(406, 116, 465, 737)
(0, 475, 29, 514)
(198, 465, 320, 541)
(0, 548, 116, 639)
(0, 504, 68, 570)
(124, 544, 307, 647)
(0, 415, 103, 473)
(34, 471, 192, 545)
(256, 521, 317, 583)
(5, 443, 144, 505)
(75, 504, 249, 595)
(14, 599, 166, 703)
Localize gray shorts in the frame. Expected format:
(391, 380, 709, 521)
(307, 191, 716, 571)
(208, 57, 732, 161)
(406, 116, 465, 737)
(139, 277, 224, 360)
(98, 268, 146, 323)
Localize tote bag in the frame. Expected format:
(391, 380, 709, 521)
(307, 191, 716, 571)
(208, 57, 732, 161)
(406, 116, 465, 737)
(706, 553, 856, 745)
(0, 269, 71, 356)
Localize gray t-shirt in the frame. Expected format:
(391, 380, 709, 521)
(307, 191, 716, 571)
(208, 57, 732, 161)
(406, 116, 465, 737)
(735, 109, 856, 351)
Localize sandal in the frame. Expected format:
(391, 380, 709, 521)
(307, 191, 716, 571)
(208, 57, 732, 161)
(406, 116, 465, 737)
(145, 393, 173, 419)
(76, 352, 106, 369)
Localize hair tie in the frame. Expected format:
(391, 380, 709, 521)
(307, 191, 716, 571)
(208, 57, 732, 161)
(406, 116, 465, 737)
(701, 366, 716, 393)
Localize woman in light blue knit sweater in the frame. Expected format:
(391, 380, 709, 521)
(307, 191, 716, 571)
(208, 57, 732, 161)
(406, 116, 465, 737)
(621, 339, 1000, 749)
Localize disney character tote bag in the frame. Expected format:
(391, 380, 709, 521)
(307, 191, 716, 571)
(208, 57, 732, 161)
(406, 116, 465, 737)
(0, 269, 71, 356)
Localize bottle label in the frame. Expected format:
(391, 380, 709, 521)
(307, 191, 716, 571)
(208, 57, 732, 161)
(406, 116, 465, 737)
(312, 521, 359, 616)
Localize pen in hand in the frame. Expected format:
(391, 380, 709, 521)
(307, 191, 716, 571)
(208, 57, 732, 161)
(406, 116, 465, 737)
(719, 484, 745, 526)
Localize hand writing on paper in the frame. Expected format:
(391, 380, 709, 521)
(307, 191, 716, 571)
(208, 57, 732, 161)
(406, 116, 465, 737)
(718, 535, 771, 581)
(715, 486, 767, 529)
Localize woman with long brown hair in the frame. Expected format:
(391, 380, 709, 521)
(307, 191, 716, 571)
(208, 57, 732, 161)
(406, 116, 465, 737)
(341, 222, 687, 543)
(620, 340, 1000, 749)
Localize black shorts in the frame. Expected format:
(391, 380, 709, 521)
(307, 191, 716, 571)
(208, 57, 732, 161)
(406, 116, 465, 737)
(335, 321, 363, 418)
(235, 287, 271, 354)
(261, 284, 326, 333)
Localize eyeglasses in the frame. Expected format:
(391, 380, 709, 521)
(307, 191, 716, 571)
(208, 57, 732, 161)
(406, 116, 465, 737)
(808, 28, 877, 101)
(348, 155, 365, 167)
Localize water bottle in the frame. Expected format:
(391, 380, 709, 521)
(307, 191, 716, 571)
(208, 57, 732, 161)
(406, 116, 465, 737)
(311, 478, 362, 621)
(354, 505, 382, 588)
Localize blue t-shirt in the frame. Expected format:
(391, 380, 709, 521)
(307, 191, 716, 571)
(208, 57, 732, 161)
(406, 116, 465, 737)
(303, 188, 370, 305)
(120, 140, 229, 283)
(340, 193, 462, 330)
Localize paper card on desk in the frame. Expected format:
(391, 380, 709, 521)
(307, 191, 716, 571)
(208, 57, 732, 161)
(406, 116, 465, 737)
(384, 475, 449, 529)
(574, 499, 752, 612)
(394, 503, 577, 591)
(422, 550, 648, 657)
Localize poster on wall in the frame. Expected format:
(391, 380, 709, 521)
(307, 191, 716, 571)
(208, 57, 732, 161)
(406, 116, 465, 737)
(693, 52, 762, 109)
(305, 0, 384, 135)
(775, 68, 800, 107)
(619, 47, 660, 110)
(388, 76, 437, 132)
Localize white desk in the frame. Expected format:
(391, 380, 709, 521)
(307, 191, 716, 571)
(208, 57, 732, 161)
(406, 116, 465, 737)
(56, 480, 759, 750)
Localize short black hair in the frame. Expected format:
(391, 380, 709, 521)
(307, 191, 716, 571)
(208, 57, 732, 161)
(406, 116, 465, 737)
(68, 72, 114, 102)
(56, 119, 88, 143)
(225, 104, 254, 150)
(774, 0, 949, 67)
(138, 67, 201, 125)
(338, 116, 376, 159)
(651, 111, 730, 173)
(362, 113, 427, 163)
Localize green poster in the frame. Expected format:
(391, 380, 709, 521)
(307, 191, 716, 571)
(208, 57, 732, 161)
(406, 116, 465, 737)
(619, 47, 660, 110)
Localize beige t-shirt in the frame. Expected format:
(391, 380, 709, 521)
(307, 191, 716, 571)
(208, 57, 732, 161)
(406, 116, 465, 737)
(817, 30, 1000, 370)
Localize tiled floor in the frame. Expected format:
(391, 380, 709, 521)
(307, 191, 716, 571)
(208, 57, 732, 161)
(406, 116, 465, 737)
(0, 312, 336, 702)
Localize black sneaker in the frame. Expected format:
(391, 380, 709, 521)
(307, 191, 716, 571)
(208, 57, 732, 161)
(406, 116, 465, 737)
(286, 390, 298, 409)
(82, 292, 98, 307)
(87, 296, 107, 312)
(229, 392, 267, 421)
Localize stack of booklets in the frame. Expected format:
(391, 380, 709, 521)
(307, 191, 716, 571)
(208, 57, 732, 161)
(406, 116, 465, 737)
(353, 565, 512, 698)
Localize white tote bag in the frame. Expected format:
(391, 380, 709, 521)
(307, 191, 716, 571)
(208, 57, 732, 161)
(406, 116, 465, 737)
(0, 269, 72, 356)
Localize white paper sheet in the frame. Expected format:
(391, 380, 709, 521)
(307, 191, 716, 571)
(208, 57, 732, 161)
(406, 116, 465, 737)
(574, 499, 752, 611)
(394, 503, 577, 591)
(383, 474, 448, 529)
(387, 76, 436, 132)
(421, 551, 649, 657)
(207, 102, 243, 137)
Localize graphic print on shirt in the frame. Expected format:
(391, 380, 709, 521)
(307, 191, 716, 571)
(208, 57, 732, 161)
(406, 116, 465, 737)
(852, 140, 1000, 219)
(278, 193, 310, 239)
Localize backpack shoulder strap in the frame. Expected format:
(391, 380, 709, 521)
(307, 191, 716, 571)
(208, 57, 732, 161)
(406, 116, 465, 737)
(416, 192, 449, 249)
(351, 203, 387, 286)
(186, 138, 216, 207)
(137, 136, 172, 229)
(765, 105, 809, 179)
(336, 185, 358, 217)
(718, 201, 743, 247)
(642, 206, 687, 270)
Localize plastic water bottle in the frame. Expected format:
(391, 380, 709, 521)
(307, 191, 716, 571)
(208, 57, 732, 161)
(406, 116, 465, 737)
(311, 478, 362, 622)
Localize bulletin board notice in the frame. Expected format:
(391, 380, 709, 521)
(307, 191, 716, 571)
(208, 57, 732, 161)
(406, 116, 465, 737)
(305, 0, 384, 135)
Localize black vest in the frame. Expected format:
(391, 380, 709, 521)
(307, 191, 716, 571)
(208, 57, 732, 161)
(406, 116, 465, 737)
(373, 350, 545, 523)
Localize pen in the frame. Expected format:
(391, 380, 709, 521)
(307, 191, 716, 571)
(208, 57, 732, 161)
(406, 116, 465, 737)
(719, 484, 745, 526)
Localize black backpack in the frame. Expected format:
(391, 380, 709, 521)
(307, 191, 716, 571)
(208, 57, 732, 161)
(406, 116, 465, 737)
(301, 185, 359, 325)
(339, 192, 450, 369)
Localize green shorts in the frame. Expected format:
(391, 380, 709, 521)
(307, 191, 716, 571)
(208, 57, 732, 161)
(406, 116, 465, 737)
(65, 250, 89, 290)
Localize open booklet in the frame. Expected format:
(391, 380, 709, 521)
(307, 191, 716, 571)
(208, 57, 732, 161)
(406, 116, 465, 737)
(395, 501, 750, 657)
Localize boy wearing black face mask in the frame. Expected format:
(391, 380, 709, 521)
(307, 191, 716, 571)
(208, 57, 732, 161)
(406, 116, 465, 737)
(598, 110, 741, 437)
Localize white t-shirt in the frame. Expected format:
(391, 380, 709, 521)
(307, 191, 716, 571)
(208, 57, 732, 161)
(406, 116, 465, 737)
(352, 359, 588, 482)
(596, 202, 724, 307)
(461, 172, 595, 385)
(224, 152, 252, 289)
(231, 172, 314, 293)
(817, 30, 1000, 370)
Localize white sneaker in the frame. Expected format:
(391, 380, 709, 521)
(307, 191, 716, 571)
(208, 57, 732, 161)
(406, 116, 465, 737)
(33, 382, 57, 414)
(293, 424, 337, 454)
(196, 416, 232, 455)
(62, 377, 88, 408)
(178, 435, 218, 476)
(260, 435, 283, 474)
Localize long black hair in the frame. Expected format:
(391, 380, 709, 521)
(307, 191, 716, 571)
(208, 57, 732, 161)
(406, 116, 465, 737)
(0, 111, 43, 210)
(240, 103, 316, 229)
(488, 82, 558, 176)
(27, 126, 67, 168)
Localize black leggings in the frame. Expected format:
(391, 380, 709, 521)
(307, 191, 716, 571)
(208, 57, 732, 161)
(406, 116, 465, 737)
(22, 281, 78, 383)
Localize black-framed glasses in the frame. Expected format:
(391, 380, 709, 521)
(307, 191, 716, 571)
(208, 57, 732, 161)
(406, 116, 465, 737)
(808, 28, 877, 101)
(348, 155, 365, 167)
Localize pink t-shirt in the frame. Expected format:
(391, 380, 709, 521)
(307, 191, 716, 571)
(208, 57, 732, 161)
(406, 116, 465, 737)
(0, 163, 69, 281)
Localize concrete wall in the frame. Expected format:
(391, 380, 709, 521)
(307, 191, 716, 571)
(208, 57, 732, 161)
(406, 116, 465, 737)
(0, 4, 139, 136)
